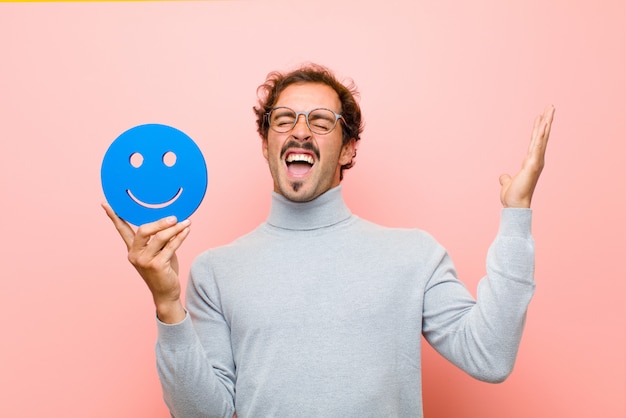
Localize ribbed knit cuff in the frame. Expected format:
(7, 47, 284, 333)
(156, 311, 197, 350)
(499, 208, 532, 238)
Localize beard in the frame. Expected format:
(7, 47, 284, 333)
(291, 181, 303, 192)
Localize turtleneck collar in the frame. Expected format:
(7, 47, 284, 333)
(266, 185, 352, 231)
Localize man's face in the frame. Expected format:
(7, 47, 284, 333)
(262, 82, 355, 202)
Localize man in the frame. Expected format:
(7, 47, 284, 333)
(103, 63, 555, 417)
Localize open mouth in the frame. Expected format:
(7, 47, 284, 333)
(127, 188, 183, 209)
(285, 153, 315, 176)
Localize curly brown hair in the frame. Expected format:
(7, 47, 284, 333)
(253, 63, 364, 178)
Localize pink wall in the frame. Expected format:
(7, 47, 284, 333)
(1, 1, 624, 416)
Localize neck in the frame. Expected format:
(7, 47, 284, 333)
(267, 186, 351, 231)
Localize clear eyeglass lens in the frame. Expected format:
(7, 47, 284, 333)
(270, 108, 338, 134)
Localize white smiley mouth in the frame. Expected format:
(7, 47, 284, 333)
(127, 188, 183, 209)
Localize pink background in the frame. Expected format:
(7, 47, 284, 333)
(1, 1, 624, 416)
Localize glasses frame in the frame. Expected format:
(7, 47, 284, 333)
(266, 106, 345, 135)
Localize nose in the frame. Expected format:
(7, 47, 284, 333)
(291, 114, 312, 141)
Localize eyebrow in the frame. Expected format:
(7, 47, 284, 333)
(272, 108, 295, 117)
(309, 111, 334, 121)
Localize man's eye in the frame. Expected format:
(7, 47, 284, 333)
(273, 114, 294, 123)
(313, 120, 331, 126)
(276, 119, 294, 126)
(310, 118, 332, 130)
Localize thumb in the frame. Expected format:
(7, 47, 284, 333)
(499, 174, 512, 187)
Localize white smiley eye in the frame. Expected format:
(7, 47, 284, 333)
(130, 152, 144, 168)
(163, 151, 177, 167)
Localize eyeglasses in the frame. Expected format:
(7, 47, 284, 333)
(266, 107, 344, 135)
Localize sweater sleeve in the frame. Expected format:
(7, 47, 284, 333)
(421, 208, 535, 382)
(155, 254, 236, 418)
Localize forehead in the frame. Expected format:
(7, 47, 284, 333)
(275, 82, 341, 112)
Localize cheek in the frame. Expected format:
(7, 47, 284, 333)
(265, 135, 289, 163)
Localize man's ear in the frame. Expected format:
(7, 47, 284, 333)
(339, 138, 358, 166)
(262, 138, 269, 161)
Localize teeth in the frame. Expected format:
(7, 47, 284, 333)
(286, 154, 314, 165)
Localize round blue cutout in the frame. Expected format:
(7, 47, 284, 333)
(101, 124, 208, 226)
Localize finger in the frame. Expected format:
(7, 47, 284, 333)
(154, 225, 191, 264)
(528, 113, 543, 154)
(533, 105, 556, 157)
(102, 202, 135, 250)
(140, 218, 191, 258)
(499, 173, 512, 187)
(529, 105, 555, 159)
(541, 104, 555, 142)
(133, 216, 180, 251)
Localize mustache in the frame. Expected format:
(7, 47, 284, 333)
(280, 140, 321, 160)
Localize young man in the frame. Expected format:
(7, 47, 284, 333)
(104, 63, 555, 417)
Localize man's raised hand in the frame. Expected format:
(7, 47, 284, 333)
(499, 105, 555, 208)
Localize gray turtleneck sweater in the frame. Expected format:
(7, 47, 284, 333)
(156, 186, 535, 418)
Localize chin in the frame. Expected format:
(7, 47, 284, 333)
(276, 181, 317, 202)
(286, 189, 315, 202)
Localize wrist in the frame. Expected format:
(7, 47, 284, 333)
(155, 299, 186, 324)
(501, 197, 531, 209)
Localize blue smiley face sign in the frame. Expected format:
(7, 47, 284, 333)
(101, 124, 207, 226)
